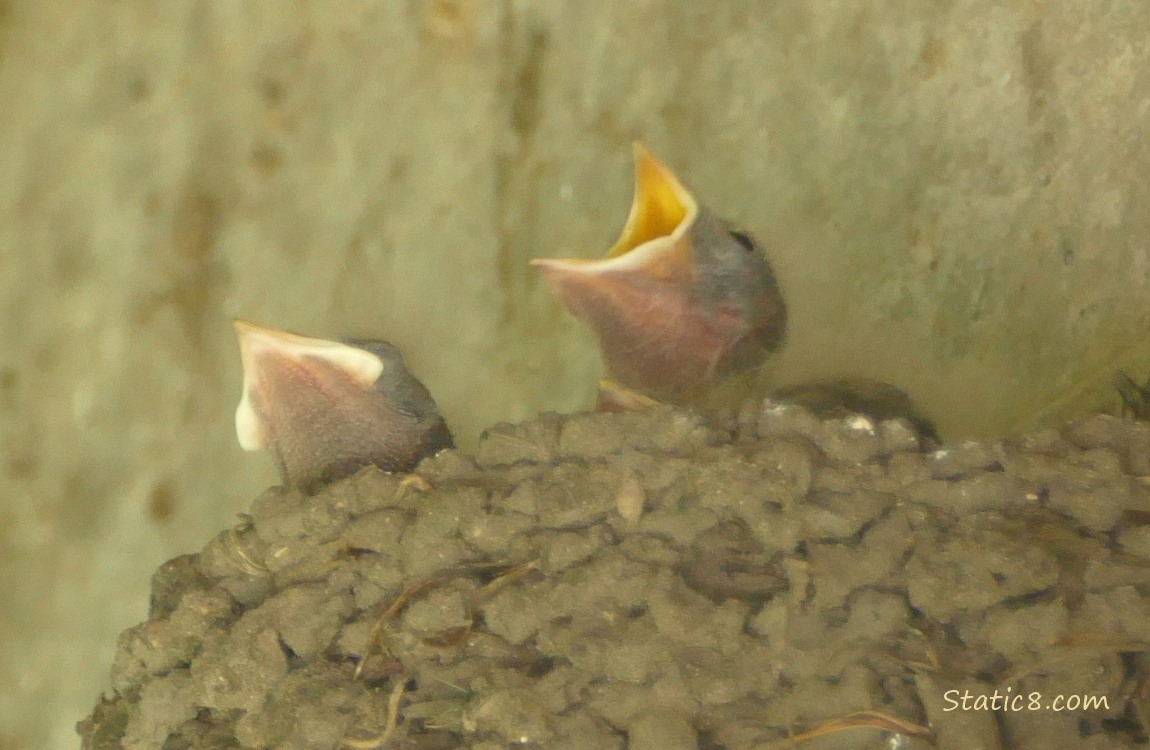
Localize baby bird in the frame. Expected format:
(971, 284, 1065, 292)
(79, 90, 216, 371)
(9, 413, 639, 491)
(233, 320, 453, 493)
(532, 144, 937, 438)
(531, 143, 787, 402)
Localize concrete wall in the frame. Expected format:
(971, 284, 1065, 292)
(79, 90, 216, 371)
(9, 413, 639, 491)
(2, 1, 1149, 747)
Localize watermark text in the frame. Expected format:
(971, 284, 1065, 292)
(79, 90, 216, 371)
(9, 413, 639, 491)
(943, 688, 1108, 712)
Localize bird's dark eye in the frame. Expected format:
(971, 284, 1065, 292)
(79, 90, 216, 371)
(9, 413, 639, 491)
(729, 229, 756, 253)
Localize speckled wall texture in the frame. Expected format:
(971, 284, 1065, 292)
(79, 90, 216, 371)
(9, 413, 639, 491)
(1, 1, 1149, 748)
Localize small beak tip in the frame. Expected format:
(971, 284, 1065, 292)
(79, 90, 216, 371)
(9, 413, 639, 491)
(529, 258, 593, 284)
(232, 318, 267, 345)
(232, 320, 298, 370)
(529, 258, 569, 275)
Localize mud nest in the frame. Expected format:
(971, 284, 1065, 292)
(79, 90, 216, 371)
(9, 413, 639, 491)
(79, 401, 1150, 749)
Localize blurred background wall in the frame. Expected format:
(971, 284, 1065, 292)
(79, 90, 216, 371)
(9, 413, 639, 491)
(2, 1, 1149, 747)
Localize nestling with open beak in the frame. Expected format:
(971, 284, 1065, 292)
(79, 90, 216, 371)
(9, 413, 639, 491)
(531, 143, 788, 401)
(233, 321, 453, 493)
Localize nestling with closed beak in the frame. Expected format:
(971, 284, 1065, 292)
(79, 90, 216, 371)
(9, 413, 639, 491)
(233, 320, 453, 493)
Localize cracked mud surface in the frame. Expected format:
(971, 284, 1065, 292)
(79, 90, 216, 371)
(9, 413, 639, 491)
(80, 402, 1150, 749)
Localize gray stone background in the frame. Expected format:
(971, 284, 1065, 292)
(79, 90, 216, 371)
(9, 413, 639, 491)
(2, 1, 1149, 748)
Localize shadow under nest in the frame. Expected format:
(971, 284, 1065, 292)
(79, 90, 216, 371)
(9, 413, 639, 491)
(79, 400, 1150, 750)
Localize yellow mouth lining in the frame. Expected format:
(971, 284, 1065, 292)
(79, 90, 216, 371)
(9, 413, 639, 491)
(528, 144, 698, 283)
(604, 142, 697, 259)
